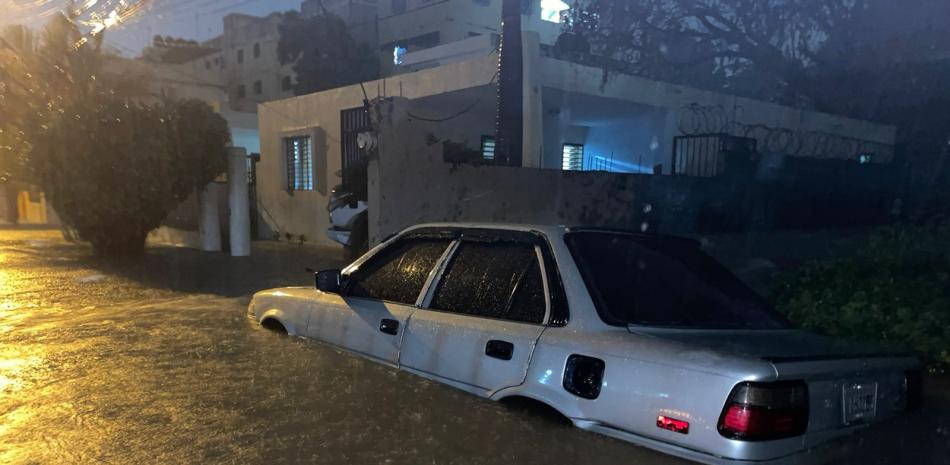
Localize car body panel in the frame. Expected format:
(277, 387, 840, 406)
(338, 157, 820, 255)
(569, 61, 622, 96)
(249, 222, 922, 465)
(399, 308, 545, 395)
(305, 294, 415, 366)
(250, 287, 316, 336)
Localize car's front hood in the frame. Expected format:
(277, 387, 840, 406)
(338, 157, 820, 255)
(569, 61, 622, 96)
(627, 327, 897, 362)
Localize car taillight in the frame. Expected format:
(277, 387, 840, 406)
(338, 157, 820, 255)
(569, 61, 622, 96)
(718, 381, 809, 441)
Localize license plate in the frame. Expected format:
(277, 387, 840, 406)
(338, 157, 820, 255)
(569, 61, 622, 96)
(842, 381, 878, 425)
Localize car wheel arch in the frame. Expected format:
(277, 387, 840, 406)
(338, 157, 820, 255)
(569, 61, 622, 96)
(258, 309, 296, 335)
(492, 391, 574, 423)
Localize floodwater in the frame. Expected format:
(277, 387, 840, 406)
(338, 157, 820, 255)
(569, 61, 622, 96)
(0, 229, 946, 465)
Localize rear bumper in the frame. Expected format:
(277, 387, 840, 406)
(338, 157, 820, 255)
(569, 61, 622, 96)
(575, 416, 913, 465)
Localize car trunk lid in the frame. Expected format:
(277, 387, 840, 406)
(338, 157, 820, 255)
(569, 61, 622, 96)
(628, 327, 921, 433)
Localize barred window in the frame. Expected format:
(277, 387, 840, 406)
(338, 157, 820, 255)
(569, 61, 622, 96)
(481, 135, 496, 162)
(285, 136, 313, 191)
(562, 143, 584, 171)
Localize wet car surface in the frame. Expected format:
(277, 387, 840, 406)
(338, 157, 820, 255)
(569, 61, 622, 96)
(1, 229, 947, 465)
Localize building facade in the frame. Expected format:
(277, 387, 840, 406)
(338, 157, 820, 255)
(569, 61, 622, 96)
(256, 31, 897, 247)
(200, 13, 297, 114)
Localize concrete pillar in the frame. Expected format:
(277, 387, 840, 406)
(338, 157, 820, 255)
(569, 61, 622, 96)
(369, 98, 411, 246)
(228, 147, 251, 257)
(198, 183, 222, 252)
(522, 31, 544, 169)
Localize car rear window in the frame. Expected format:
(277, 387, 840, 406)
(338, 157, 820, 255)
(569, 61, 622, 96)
(565, 231, 790, 329)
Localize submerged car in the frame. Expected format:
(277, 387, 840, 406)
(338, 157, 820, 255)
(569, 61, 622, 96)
(249, 223, 922, 465)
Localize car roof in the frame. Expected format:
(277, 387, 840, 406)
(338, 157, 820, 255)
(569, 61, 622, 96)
(405, 222, 566, 237)
(404, 222, 700, 247)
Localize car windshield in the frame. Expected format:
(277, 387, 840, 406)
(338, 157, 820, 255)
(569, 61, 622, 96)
(566, 231, 791, 329)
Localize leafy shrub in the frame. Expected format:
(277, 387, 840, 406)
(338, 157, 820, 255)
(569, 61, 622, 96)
(32, 98, 229, 256)
(772, 225, 950, 372)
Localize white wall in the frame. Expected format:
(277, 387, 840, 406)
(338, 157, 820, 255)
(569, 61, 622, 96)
(257, 53, 498, 246)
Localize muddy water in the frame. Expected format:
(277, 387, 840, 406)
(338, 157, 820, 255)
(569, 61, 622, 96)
(0, 230, 944, 465)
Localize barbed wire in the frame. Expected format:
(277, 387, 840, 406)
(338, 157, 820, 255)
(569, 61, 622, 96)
(676, 103, 895, 161)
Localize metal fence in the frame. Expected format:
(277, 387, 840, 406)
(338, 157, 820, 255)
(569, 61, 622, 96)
(672, 134, 757, 177)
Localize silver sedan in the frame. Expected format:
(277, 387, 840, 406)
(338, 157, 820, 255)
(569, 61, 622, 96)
(249, 223, 921, 465)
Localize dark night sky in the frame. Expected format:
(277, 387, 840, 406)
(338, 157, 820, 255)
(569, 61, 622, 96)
(2, 0, 303, 55)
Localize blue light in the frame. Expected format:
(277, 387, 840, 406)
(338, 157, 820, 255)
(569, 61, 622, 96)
(541, 0, 570, 23)
(590, 155, 652, 173)
(393, 46, 407, 65)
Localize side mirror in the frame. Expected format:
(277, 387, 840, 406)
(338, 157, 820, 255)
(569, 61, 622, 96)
(315, 269, 342, 293)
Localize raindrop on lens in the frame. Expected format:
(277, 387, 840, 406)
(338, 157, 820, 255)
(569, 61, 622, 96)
(640, 222, 649, 232)
(643, 204, 653, 214)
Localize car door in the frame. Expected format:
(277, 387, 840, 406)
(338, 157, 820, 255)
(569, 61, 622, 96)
(399, 235, 549, 394)
(305, 235, 453, 365)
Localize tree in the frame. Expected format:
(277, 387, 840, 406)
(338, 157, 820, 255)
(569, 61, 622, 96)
(562, 0, 950, 114)
(2, 14, 143, 186)
(2, 15, 231, 255)
(277, 11, 378, 95)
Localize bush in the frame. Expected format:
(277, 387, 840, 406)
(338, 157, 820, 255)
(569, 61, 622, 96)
(31, 98, 229, 256)
(772, 225, 950, 372)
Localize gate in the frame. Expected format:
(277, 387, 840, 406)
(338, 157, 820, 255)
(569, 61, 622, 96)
(672, 134, 757, 177)
(247, 152, 260, 239)
(340, 106, 372, 200)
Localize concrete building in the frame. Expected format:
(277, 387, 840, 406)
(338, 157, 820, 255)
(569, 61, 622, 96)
(298, 0, 570, 76)
(376, 0, 564, 76)
(256, 31, 897, 247)
(200, 13, 297, 114)
(301, 0, 381, 46)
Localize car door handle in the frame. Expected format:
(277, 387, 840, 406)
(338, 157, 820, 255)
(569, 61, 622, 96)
(379, 319, 399, 335)
(485, 340, 514, 361)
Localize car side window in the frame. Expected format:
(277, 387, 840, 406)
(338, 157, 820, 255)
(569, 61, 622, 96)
(430, 241, 546, 324)
(345, 237, 450, 305)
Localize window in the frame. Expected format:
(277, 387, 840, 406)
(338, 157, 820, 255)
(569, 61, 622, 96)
(284, 136, 313, 191)
(393, 45, 407, 65)
(236, 84, 246, 99)
(253, 80, 262, 95)
(346, 238, 451, 305)
(281, 76, 292, 92)
(236, 48, 244, 64)
(253, 42, 261, 58)
(481, 135, 496, 162)
(540, 0, 570, 23)
(562, 143, 584, 171)
(565, 232, 791, 329)
(430, 241, 546, 324)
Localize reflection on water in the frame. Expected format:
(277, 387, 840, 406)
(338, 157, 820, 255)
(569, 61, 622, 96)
(0, 230, 943, 465)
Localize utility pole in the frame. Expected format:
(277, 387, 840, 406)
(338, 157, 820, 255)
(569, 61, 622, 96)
(494, 0, 523, 167)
